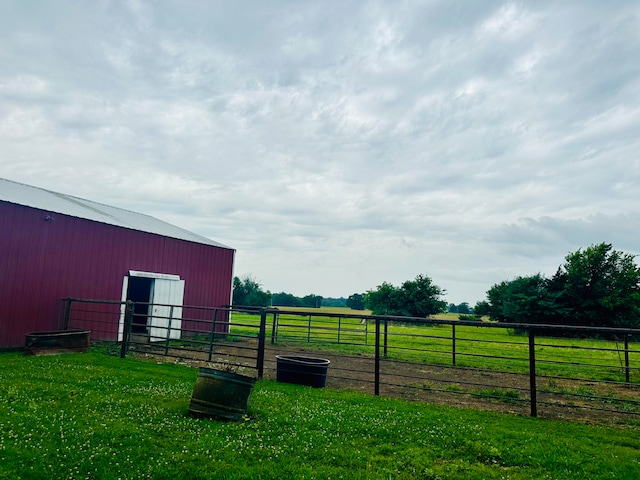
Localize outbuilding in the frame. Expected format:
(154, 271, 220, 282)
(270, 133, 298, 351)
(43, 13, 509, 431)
(0, 177, 235, 349)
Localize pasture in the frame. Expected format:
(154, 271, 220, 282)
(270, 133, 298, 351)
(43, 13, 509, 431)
(1, 350, 639, 479)
(230, 308, 639, 382)
(217, 307, 640, 421)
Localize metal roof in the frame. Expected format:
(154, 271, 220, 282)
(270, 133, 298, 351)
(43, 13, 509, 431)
(0, 177, 232, 250)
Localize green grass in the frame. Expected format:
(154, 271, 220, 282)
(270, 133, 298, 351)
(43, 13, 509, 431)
(231, 311, 639, 382)
(471, 389, 523, 405)
(2, 350, 640, 479)
(267, 306, 458, 320)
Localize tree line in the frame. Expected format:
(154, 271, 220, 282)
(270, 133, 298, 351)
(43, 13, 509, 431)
(447, 302, 471, 314)
(232, 276, 328, 309)
(232, 273, 449, 317)
(233, 242, 640, 332)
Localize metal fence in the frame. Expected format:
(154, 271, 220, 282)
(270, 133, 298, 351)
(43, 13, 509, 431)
(62, 298, 640, 422)
(63, 298, 266, 376)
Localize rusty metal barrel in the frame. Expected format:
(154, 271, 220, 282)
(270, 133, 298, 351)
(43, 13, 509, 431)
(189, 367, 256, 421)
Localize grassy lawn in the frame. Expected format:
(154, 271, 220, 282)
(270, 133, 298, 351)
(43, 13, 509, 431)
(1, 350, 640, 479)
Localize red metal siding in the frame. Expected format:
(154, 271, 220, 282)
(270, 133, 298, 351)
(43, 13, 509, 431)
(0, 201, 235, 348)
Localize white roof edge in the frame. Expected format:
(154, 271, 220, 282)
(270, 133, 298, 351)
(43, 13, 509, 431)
(0, 177, 234, 250)
(129, 270, 182, 280)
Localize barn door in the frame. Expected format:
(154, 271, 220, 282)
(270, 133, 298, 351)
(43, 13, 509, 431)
(149, 278, 185, 342)
(118, 271, 184, 342)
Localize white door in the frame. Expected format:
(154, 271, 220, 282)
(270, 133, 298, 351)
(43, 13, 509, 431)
(117, 276, 129, 342)
(149, 278, 185, 342)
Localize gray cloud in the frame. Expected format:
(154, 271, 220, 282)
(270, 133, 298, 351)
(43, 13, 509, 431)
(1, 0, 639, 304)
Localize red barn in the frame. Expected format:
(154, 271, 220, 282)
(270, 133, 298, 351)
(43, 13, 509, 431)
(0, 178, 235, 348)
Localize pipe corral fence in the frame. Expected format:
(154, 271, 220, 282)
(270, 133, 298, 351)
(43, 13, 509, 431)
(61, 298, 640, 422)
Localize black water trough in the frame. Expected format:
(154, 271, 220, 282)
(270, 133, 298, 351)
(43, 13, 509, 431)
(276, 355, 330, 388)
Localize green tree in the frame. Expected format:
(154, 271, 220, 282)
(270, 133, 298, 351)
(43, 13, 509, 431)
(365, 282, 403, 315)
(400, 275, 447, 317)
(323, 297, 347, 307)
(448, 303, 458, 313)
(232, 275, 272, 307)
(302, 294, 323, 308)
(473, 300, 491, 317)
(347, 293, 366, 310)
(365, 275, 446, 317)
(485, 274, 559, 324)
(271, 292, 302, 307)
(555, 243, 640, 328)
(481, 243, 640, 330)
(457, 302, 470, 314)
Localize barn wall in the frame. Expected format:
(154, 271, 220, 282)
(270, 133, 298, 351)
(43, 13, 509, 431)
(0, 201, 234, 348)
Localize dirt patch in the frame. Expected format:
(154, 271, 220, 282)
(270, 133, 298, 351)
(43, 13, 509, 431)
(128, 340, 640, 427)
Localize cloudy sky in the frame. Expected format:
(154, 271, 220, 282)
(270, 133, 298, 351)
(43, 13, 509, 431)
(1, 1, 639, 305)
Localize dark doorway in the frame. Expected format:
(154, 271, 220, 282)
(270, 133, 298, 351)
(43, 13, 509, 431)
(127, 276, 153, 334)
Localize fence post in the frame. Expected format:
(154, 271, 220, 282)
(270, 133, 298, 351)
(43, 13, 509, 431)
(307, 315, 312, 343)
(257, 309, 267, 379)
(529, 330, 537, 417)
(63, 298, 73, 330)
(207, 309, 218, 362)
(374, 317, 381, 396)
(365, 319, 369, 346)
(271, 311, 278, 344)
(625, 335, 630, 383)
(164, 306, 174, 356)
(120, 301, 133, 359)
(452, 324, 456, 366)
(338, 317, 342, 344)
(383, 319, 388, 358)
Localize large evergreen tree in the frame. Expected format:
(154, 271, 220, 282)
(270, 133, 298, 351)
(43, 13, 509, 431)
(482, 243, 640, 329)
(485, 273, 561, 324)
(556, 243, 640, 328)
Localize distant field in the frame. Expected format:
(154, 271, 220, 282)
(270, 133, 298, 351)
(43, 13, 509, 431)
(272, 306, 463, 321)
(273, 305, 373, 315)
(428, 312, 463, 321)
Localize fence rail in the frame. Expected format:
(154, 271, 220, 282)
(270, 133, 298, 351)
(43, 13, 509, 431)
(61, 298, 640, 422)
